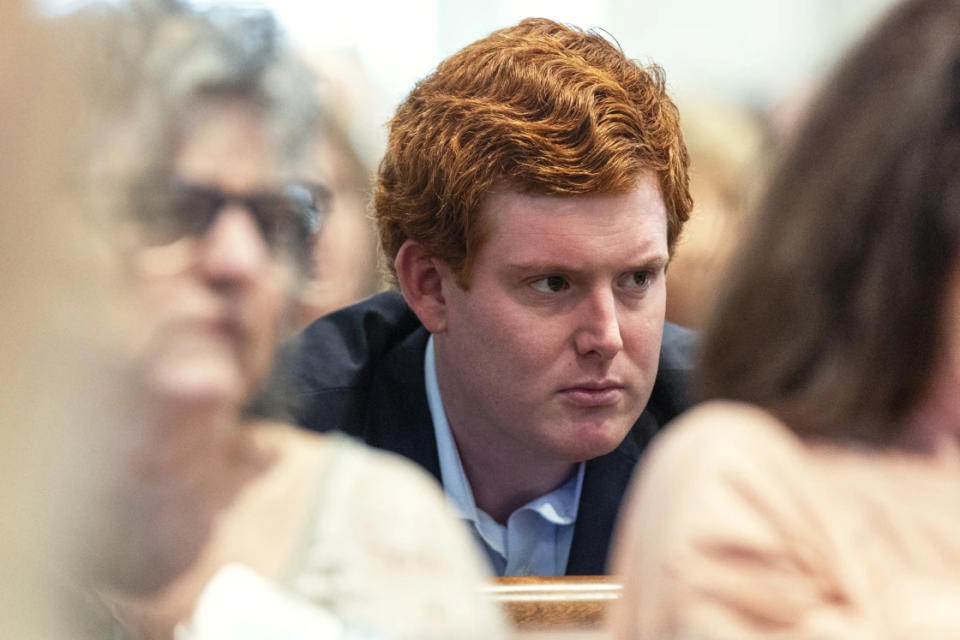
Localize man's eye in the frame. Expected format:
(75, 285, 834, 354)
(623, 271, 651, 289)
(530, 275, 570, 293)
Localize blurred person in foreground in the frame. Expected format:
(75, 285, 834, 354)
(611, 0, 960, 636)
(77, 3, 505, 639)
(279, 18, 695, 577)
(0, 1, 126, 637)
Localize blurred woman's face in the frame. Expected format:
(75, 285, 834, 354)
(133, 99, 294, 410)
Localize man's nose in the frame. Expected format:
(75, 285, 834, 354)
(573, 288, 624, 360)
(195, 204, 270, 289)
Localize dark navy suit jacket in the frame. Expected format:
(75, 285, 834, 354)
(273, 291, 696, 575)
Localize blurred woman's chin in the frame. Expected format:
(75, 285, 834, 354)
(145, 359, 246, 410)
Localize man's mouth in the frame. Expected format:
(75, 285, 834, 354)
(558, 381, 625, 407)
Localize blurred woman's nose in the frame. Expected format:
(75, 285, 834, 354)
(196, 204, 270, 290)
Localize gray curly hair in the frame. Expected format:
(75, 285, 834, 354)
(81, 0, 319, 186)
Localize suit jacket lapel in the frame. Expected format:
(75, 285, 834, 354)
(565, 327, 697, 574)
(361, 327, 443, 483)
(361, 324, 651, 574)
(565, 428, 642, 575)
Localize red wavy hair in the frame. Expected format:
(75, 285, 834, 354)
(376, 17, 692, 287)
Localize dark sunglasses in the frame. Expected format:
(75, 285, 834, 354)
(131, 176, 330, 264)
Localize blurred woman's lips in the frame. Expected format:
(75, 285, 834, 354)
(211, 316, 244, 342)
(158, 314, 244, 349)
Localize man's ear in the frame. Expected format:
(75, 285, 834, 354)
(394, 240, 449, 333)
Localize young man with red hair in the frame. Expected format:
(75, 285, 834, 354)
(280, 18, 694, 576)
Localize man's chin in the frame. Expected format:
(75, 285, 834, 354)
(551, 419, 633, 462)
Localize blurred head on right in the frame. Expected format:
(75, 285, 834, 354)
(701, 0, 960, 445)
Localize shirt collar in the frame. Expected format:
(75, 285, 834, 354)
(524, 464, 583, 524)
(424, 335, 484, 525)
(424, 335, 584, 527)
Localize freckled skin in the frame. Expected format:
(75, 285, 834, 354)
(433, 173, 669, 472)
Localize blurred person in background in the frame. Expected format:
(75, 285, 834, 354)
(41, 2, 506, 638)
(295, 58, 384, 329)
(664, 99, 767, 329)
(611, 0, 960, 636)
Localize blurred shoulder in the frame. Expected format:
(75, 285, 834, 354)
(660, 321, 698, 371)
(321, 435, 465, 531)
(267, 291, 425, 427)
(650, 400, 803, 462)
(296, 290, 421, 356)
(334, 434, 441, 490)
(290, 435, 509, 638)
(636, 401, 811, 502)
(254, 424, 447, 506)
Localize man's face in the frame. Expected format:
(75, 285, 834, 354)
(432, 173, 668, 465)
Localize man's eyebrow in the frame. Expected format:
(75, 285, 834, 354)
(639, 255, 669, 271)
(504, 262, 578, 273)
(503, 254, 670, 276)
(501, 263, 590, 280)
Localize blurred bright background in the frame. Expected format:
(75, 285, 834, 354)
(29, 0, 903, 327)
(36, 0, 897, 160)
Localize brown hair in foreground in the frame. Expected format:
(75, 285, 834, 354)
(376, 17, 692, 287)
(700, 0, 960, 444)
